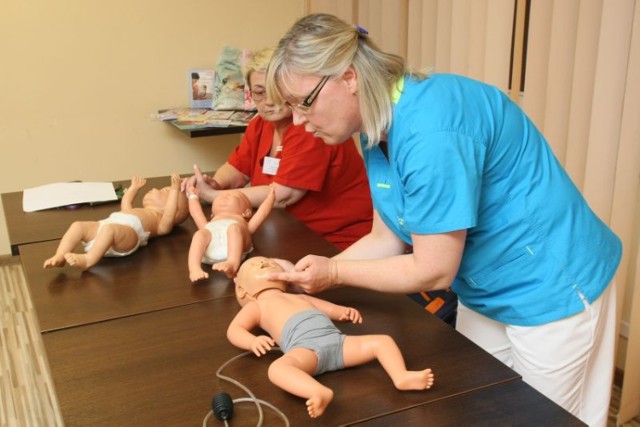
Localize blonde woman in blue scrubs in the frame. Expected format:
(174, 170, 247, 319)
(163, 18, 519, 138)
(265, 13, 621, 427)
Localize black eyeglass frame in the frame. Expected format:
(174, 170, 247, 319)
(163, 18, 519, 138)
(285, 75, 330, 112)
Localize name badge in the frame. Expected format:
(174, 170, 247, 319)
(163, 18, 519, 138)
(262, 156, 280, 175)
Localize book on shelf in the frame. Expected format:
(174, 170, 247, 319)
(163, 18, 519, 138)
(158, 108, 256, 130)
(157, 107, 208, 122)
(189, 69, 215, 108)
(229, 110, 256, 126)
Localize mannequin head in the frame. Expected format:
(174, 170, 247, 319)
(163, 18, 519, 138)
(211, 190, 253, 219)
(142, 186, 189, 224)
(234, 257, 287, 306)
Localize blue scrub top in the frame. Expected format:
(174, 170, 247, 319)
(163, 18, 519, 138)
(361, 73, 621, 326)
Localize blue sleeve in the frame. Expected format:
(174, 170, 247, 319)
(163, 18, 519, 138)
(398, 131, 485, 234)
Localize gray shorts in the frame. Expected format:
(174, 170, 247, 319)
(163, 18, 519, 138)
(280, 309, 346, 375)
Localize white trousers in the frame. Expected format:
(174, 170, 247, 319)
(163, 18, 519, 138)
(456, 281, 617, 427)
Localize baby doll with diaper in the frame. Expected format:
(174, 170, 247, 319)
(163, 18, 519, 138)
(186, 185, 275, 281)
(43, 174, 189, 271)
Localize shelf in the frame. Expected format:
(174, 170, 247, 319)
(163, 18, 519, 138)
(160, 108, 253, 138)
(171, 122, 247, 138)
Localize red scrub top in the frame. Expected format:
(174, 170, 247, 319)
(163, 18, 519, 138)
(228, 116, 372, 249)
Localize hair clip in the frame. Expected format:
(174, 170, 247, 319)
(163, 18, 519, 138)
(355, 25, 369, 37)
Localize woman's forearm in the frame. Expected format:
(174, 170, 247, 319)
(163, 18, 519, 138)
(334, 231, 407, 260)
(218, 184, 306, 209)
(212, 163, 249, 189)
(335, 210, 407, 260)
(333, 254, 454, 294)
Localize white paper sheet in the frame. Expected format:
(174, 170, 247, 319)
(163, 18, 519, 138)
(22, 182, 118, 212)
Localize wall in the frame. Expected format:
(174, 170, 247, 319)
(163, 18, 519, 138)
(0, 0, 305, 255)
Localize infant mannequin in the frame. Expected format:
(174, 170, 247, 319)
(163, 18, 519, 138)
(43, 174, 189, 271)
(186, 185, 275, 281)
(227, 256, 435, 418)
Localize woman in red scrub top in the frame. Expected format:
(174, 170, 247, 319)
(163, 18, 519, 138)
(183, 48, 372, 249)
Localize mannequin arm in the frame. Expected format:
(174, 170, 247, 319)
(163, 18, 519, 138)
(120, 176, 146, 210)
(227, 303, 275, 356)
(156, 174, 181, 235)
(187, 188, 209, 230)
(247, 185, 276, 234)
(189, 202, 209, 230)
(301, 295, 362, 324)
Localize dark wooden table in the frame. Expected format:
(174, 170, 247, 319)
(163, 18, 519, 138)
(347, 379, 586, 426)
(41, 289, 521, 426)
(18, 208, 334, 332)
(5, 176, 584, 426)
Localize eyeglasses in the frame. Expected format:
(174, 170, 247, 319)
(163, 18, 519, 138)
(250, 89, 267, 103)
(284, 75, 330, 113)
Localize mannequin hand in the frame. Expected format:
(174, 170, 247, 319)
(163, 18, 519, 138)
(251, 335, 275, 356)
(267, 255, 338, 294)
(170, 173, 181, 189)
(129, 176, 146, 190)
(338, 307, 362, 324)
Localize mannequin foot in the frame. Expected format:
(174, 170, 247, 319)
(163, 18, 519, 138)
(63, 253, 91, 271)
(393, 368, 435, 390)
(306, 387, 333, 418)
(43, 254, 66, 268)
(212, 261, 239, 278)
(190, 269, 209, 282)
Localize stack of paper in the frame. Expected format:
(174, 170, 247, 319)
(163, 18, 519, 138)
(23, 182, 118, 212)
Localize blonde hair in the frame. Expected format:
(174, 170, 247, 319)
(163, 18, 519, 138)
(243, 47, 275, 86)
(266, 13, 408, 147)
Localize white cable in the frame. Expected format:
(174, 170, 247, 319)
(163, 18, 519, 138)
(202, 348, 290, 426)
(217, 351, 265, 425)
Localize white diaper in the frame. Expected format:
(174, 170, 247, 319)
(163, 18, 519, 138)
(83, 212, 150, 257)
(201, 219, 252, 264)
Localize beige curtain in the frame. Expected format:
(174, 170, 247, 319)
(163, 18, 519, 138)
(305, 1, 640, 423)
(524, 1, 640, 422)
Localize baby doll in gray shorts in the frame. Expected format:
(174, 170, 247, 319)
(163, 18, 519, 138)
(227, 256, 435, 419)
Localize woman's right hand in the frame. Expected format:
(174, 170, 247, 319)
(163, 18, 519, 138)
(180, 165, 219, 201)
(192, 164, 222, 189)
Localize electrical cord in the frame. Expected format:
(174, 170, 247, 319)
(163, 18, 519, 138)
(202, 348, 290, 427)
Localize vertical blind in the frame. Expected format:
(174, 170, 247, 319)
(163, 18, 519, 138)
(306, 0, 640, 423)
